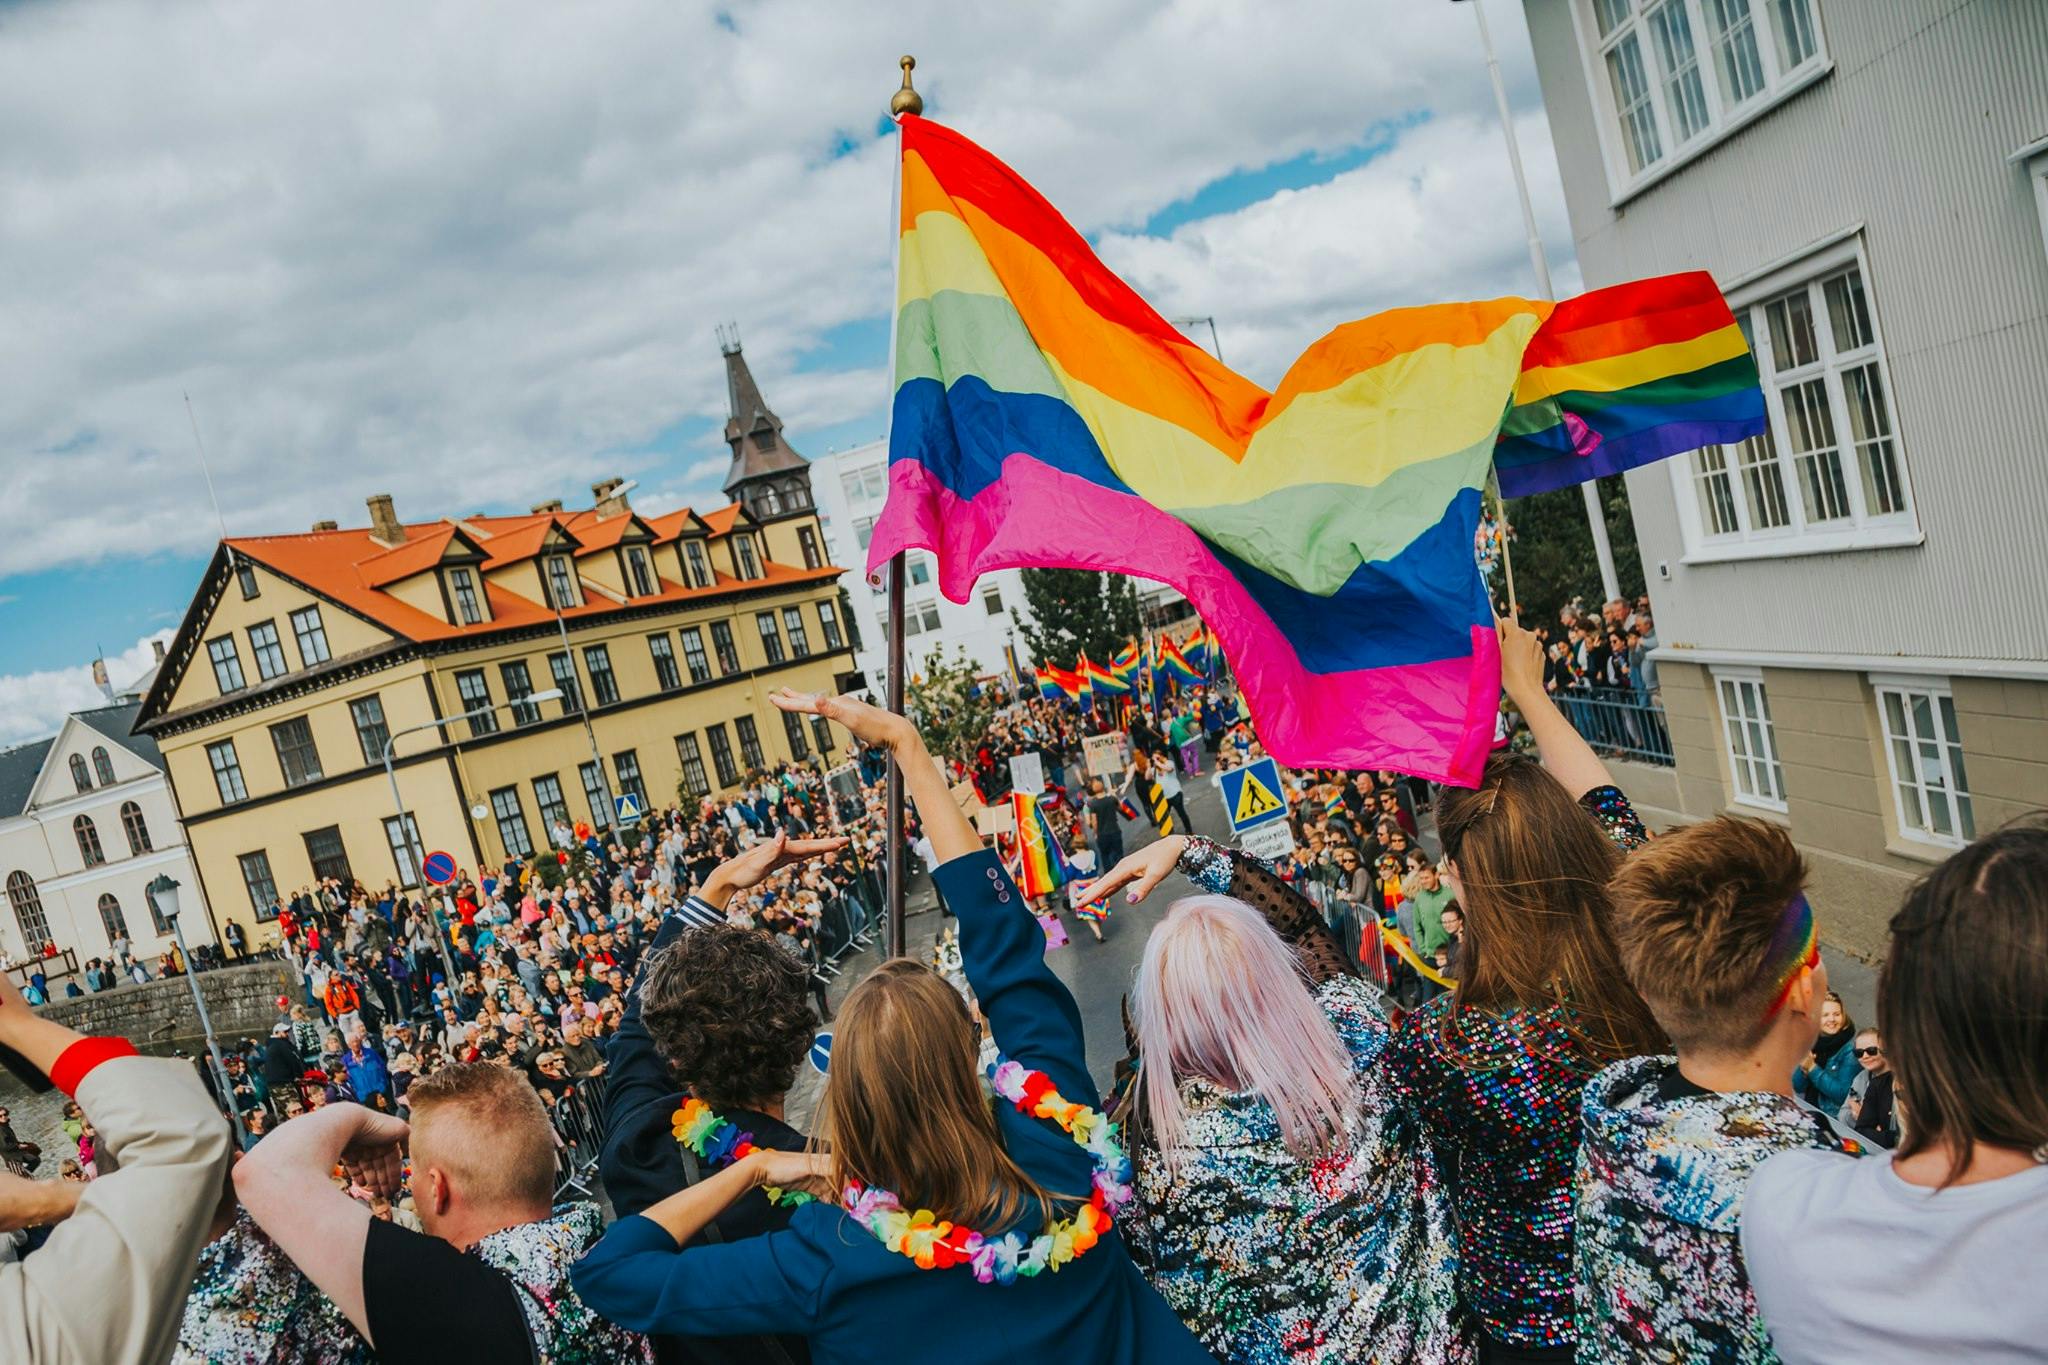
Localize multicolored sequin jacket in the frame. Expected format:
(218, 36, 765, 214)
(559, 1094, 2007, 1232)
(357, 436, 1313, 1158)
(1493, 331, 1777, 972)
(1573, 1056, 1865, 1365)
(176, 1203, 651, 1365)
(1382, 785, 1648, 1351)
(1121, 837, 1471, 1365)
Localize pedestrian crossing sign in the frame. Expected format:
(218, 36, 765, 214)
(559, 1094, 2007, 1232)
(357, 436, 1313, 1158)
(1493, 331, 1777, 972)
(1219, 756, 1287, 833)
(614, 792, 644, 823)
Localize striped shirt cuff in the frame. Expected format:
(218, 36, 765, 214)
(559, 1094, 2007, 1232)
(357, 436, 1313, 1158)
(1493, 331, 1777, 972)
(670, 895, 725, 930)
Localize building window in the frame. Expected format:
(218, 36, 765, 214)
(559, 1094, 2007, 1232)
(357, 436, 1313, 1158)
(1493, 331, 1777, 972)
(758, 483, 785, 516)
(207, 635, 247, 694)
(237, 851, 279, 921)
(784, 481, 810, 511)
(757, 428, 779, 452)
(841, 462, 887, 503)
(904, 556, 931, 587)
(236, 560, 260, 600)
(782, 709, 810, 761)
(583, 645, 620, 706)
(626, 545, 657, 597)
(811, 714, 835, 756)
(709, 621, 740, 675)
(649, 634, 682, 691)
(735, 535, 761, 580)
(6, 871, 49, 952)
(206, 740, 248, 804)
(904, 599, 942, 636)
(782, 607, 811, 659)
(291, 606, 330, 666)
(1679, 253, 1913, 558)
(706, 724, 739, 787)
(798, 526, 823, 570)
(97, 893, 129, 945)
(501, 659, 541, 726)
(119, 800, 151, 856)
(1712, 668, 1786, 810)
(548, 652, 583, 714)
(546, 555, 582, 610)
(449, 567, 484, 625)
(532, 775, 571, 843)
(680, 627, 712, 684)
(74, 815, 106, 867)
(349, 695, 390, 766)
(817, 600, 844, 651)
(69, 753, 91, 793)
(455, 670, 498, 736)
(92, 745, 115, 786)
(248, 620, 289, 681)
(270, 717, 324, 788)
(613, 750, 649, 813)
(735, 715, 765, 770)
(755, 612, 786, 665)
(684, 540, 712, 589)
(303, 825, 352, 883)
(675, 733, 710, 798)
(579, 761, 612, 830)
(851, 515, 877, 551)
(1582, 0, 1824, 190)
(383, 813, 422, 888)
(1873, 676, 1975, 847)
(489, 788, 534, 858)
(982, 584, 1004, 616)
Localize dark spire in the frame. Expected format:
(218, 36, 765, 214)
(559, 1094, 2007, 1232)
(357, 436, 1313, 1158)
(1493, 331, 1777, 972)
(716, 324, 808, 496)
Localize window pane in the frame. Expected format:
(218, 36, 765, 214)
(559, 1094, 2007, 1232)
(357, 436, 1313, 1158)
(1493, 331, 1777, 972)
(681, 628, 711, 684)
(649, 634, 681, 691)
(1843, 363, 1905, 516)
(1781, 378, 1849, 522)
(456, 670, 498, 735)
(756, 613, 785, 665)
(450, 568, 483, 625)
(707, 724, 738, 786)
(533, 775, 571, 842)
(1771, 0, 1817, 69)
(384, 814, 422, 888)
(208, 741, 248, 803)
(1764, 289, 1818, 370)
(502, 660, 540, 726)
(579, 761, 612, 829)
(676, 734, 710, 798)
(350, 695, 390, 765)
(1705, 0, 1766, 105)
(238, 852, 278, 919)
(1694, 446, 1741, 534)
(783, 709, 810, 761)
(1647, 1, 1710, 142)
(304, 825, 351, 882)
(710, 622, 740, 675)
(736, 716, 764, 769)
(1593, 0, 1633, 38)
(549, 653, 583, 713)
(783, 607, 811, 658)
(584, 646, 619, 706)
(1938, 695, 1975, 839)
(1735, 431, 1792, 529)
(271, 718, 324, 788)
(1606, 34, 1664, 172)
(1822, 269, 1875, 352)
(490, 788, 534, 857)
(818, 602, 843, 651)
(208, 637, 246, 693)
(291, 606, 331, 666)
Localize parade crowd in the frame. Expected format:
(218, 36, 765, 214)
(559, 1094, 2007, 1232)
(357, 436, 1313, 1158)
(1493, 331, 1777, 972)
(0, 621, 2042, 1365)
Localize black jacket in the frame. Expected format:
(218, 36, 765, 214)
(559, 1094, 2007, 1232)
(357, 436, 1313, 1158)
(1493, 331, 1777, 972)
(260, 1035, 305, 1089)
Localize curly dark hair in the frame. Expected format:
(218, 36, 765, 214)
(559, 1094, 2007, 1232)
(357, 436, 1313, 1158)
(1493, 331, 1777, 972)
(639, 924, 817, 1109)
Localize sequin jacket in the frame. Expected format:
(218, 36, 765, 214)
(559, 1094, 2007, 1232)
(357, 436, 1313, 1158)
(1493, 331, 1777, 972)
(1121, 838, 1470, 1364)
(1573, 1056, 1866, 1365)
(1382, 785, 1648, 1351)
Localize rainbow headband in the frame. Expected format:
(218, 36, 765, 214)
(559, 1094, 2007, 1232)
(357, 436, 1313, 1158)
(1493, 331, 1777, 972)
(1761, 892, 1819, 1018)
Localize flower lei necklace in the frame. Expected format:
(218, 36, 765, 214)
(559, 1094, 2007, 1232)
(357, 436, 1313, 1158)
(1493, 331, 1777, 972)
(671, 1057, 1134, 1285)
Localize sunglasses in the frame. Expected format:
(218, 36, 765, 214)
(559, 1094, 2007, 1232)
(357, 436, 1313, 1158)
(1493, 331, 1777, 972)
(1855, 1046, 1884, 1058)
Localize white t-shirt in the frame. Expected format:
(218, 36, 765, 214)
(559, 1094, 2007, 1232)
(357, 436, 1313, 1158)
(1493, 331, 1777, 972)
(1741, 1148, 2048, 1365)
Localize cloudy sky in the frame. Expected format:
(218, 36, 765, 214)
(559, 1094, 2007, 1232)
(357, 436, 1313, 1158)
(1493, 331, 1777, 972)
(0, 0, 1580, 746)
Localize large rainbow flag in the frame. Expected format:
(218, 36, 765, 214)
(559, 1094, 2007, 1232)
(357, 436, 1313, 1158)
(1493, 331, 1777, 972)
(872, 115, 1764, 784)
(1010, 790, 1075, 898)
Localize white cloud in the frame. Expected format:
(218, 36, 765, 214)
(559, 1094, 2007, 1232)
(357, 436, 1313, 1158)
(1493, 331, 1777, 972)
(0, 631, 173, 748)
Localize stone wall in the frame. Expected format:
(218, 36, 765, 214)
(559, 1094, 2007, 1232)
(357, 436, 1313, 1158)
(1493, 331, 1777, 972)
(25, 960, 299, 1057)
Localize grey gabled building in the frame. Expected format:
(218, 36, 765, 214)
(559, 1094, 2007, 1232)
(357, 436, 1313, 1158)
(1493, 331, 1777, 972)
(1521, 0, 2048, 956)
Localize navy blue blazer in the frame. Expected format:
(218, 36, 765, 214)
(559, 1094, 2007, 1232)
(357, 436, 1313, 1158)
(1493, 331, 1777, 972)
(573, 849, 1210, 1364)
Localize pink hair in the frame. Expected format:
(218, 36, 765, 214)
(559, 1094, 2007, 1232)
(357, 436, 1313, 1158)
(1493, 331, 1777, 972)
(1132, 895, 1359, 1171)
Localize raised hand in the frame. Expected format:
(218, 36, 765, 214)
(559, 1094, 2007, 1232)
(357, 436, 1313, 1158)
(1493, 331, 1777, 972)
(700, 832, 851, 909)
(769, 688, 918, 754)
(335, 1109, 409, 1199)
(1078, 835, 1186, 907)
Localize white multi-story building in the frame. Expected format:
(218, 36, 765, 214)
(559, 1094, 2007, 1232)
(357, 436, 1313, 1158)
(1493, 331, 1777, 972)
(1, 698, 216, 971)
(809, 437, 1036, 693)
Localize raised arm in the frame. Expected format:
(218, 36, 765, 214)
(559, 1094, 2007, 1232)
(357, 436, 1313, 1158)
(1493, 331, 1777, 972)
(1498, 617, 1615, 800)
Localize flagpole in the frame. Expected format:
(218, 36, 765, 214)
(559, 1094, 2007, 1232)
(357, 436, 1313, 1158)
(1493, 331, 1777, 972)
(882, 55, 922, 960)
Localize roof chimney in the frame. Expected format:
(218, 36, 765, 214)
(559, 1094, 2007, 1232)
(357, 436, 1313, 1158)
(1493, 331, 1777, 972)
(591, 477, 629, 520)
(311, 519, 339, 532)
(152, 639, 167, 663)
(365, 493, 404, 548)
(530, 498, 565, 515)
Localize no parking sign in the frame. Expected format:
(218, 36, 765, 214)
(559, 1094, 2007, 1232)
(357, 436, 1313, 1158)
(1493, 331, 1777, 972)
(421, 850, 458, 886)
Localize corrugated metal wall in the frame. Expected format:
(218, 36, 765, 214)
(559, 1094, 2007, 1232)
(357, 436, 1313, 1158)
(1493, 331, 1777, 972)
(1524, 0, 2048, 665)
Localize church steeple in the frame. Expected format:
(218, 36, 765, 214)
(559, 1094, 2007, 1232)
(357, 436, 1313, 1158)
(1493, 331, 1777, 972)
(717, 325, 810, 511)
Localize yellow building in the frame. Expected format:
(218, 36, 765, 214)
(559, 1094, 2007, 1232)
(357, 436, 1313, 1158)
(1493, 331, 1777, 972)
(137, 342, 856, 946)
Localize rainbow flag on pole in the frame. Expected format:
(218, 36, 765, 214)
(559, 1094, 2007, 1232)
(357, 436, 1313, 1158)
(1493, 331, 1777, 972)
(1034, 665, 1062, 701)
(1110, 643, 1141, 690)
(873, 115, 1763, 785)
(1010, 790, 1075, 898)
(1158, 635, 1203, 687)
(1082, 653, 1130, 696)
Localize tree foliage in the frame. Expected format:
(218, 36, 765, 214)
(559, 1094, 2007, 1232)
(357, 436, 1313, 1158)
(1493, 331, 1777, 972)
(905, 645, 1003, 765)
(1017, 569, 1143, 668)
(1497, 476, 1647, 626)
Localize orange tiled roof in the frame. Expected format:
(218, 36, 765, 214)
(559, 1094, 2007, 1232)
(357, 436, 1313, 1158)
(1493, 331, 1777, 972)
(699, 505, 744, 535)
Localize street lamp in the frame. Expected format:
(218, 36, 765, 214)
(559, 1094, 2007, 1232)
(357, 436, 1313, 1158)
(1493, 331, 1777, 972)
(380, 689, 563, 992)
(148, 873, 240, 1140)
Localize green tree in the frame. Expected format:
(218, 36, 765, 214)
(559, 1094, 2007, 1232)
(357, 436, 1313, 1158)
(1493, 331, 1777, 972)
(905, 645, 1002, 765)
(1497, 476, 1646, 626)
(1018, 568, 1142, 668)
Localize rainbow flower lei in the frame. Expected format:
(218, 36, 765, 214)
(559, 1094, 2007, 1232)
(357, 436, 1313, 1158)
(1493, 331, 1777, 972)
(670, 1057, 1134, 1285)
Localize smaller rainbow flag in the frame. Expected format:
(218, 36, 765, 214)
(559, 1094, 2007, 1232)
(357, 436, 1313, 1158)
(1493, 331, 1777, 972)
(1158, 636, 1203, 687)
(1011, 790, 1076, 898)
(1110, 643, 1141, 690)
(1180, 627, 1210, 679)
(1035, 666, 1063, 701)
(1083, 653, 1130, 695)
(1043, 664, 1083, 701)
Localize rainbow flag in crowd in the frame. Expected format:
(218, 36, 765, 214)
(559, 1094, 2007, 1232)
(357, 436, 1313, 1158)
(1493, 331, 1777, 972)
(1083, 653, 1130, 695)
(1110, 643, 1141, 690)
(1010, 790, 1075, 898)
(1035, 665, 1063, 701)
(871, 114, 1763, 785)
(1157, 635, 1203, 687)
(1180, 626, 1210, 681)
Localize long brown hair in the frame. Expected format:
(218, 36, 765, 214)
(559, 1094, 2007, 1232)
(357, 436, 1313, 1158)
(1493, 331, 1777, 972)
(1881, 816, 2048, 1184)
(1436, 752, 1666, 1067)
(813, 959, 1056, 1229)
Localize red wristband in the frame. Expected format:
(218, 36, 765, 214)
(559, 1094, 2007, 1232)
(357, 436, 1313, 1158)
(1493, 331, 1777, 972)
(50, 1036, 139, 1097)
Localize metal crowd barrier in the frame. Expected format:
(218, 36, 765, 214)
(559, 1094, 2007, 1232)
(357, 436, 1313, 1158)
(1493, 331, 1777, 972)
(549, 1070, 610, 1201)
(1558, 690, 1675, 767)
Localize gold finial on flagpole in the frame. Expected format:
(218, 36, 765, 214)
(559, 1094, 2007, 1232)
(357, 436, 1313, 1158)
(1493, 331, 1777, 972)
(890, 54, 923, 117)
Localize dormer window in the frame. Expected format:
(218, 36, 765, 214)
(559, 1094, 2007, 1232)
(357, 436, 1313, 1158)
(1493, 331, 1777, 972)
(546, 555, 582, 610)
(626, 545, 656, 597)
(448, 567, 484, 625)
(757, 428, 778, 451)
(735, 535, 761, 580)
(683, 540, 711, 589)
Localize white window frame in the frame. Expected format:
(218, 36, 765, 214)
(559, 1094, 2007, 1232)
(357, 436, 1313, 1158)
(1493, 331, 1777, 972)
(1569, 0, 1832, 205)
(1710, 666, 1787, 811)
(1669, 235, 1921, 563)
(1869, 673, 1975, 850)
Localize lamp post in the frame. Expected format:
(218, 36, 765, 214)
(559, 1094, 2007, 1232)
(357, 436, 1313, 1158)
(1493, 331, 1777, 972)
(148, 873, 240, 1141)
(381, 689, 562, 993)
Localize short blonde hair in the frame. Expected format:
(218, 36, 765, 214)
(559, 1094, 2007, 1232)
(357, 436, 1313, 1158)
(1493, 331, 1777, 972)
(405, 1063, 556, 1211)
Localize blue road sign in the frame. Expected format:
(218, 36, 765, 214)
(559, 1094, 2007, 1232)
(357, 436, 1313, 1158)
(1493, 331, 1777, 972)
(421, 850, 458, 885)
(614, 792, 644, 824)
(1217, 756, 1288, 833)
(809, 1031, 833, 1075)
